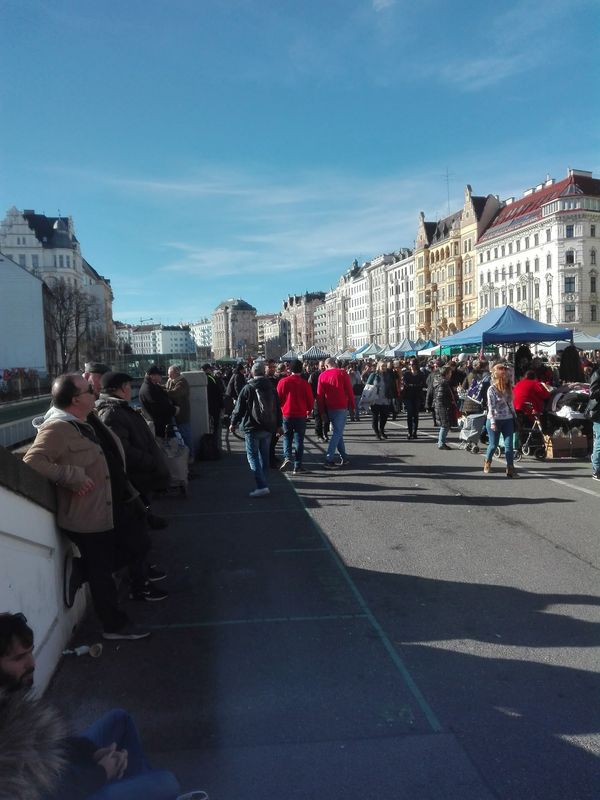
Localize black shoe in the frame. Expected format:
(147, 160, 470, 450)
(380, 432, 388, 439)
(375, 432, 382, 440)
(147, 512, 168, 530)
(103, 624, 151, 641)
(129, 583, 168, 602)
(147, 565, 167, 582)
(412, 433, 418, 439)
(593, 472, 600, 481)
(323, 461, 339, 470)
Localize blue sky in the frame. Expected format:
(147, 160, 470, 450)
(1, 0, 599, 323)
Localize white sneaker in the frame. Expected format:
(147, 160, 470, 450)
(249, 487, 270, 497)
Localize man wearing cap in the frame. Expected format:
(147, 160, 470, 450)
(139, 366, 176, 437)
(83, 362, 110, 399)
(277, 359, 314, 474)
(23, 373, 161, 640)
(97, 372, 171, 531)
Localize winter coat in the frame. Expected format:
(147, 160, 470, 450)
(225, 371, 247, 401)
(402, 369, 427, 404)
(432, 375, 457, 429)
(166, 375, 191, 423)
(230, 376, 283, 433)
(23, 408, 134, 533)
(0, 689, 66, 800)
(96, 394, 170, 495)
(277, 373, 314, 418)
(138, 377, 176, 437)
(205, 373, 224, 419)
(366, 371, 396, 405)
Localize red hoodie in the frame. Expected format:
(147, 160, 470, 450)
(317, 368, 355, 414)
(277, 374, 314, 418)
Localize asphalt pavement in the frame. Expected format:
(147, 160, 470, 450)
(46, 412, 600, 799)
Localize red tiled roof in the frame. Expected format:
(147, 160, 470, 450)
(479, 172, 600, 242)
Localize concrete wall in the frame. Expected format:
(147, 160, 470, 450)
(0, 447, 88, 693)
(182, 370, 210, 454)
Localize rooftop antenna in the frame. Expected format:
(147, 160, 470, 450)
(443, 167, 454, 214)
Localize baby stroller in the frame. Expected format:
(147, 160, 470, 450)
(516, 403, 547, 460)
(458, 412, 487, 453)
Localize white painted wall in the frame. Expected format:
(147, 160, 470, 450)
(0, 253, 47, 371)
(0, 485, 88, 693)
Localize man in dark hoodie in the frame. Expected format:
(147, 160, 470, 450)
(0, 612, 182, 800)
(139, 366, 176, 438)
(229, 362, 282, 497)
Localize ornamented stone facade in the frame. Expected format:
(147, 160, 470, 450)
(211, 298, 257, 359)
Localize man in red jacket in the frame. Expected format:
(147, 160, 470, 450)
(317, 358, 355, 469)
(277, 359, 315, 474)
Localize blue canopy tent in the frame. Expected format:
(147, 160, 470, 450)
(417, 339, 438, 352)
(440, 306, 573, 349)
(390, 338, 417, 357)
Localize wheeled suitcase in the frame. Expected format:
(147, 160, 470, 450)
(157, 436, 189, 495)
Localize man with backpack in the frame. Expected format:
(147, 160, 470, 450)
(229, 362, 283, 497)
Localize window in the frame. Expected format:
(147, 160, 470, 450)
(494, 269, 499, 283)
(31, 254, 39, 268)
(591, 250, 597, 266)
(18, 254, 26, 266)
(509, 264, 514, 278)
(565, 303, 576, 322)
(516, 287, 521, 302)
(547, 253, 552, 269)
(525, 237, 530, 249)
(546, 307, 552, 323)
(564, 276, 575, 293)
(501, 245, 506, 257)
(66, 256, 71, 268)
(546, 229, 551, 242)
(565, 250, 575, 265)
(486, 250, 491, 261)
(516, 241, 521, 252)
(508, 243, 513, 255)
(591, 276, 597, 293)
(592, 225, 596, 237)
(516, 262, 521, 276)
(566, 225, 574, 238)
(522, 286, 527, 301)
(478, 253, 483, 264)
(487, 271, 491, 284)
(509, 288, 514, 303)
(592, 305, 597, 322)
(525, 260, 530, 273)
(534, 257, 539, 271)
(494, 248, 498, 259)
(59, 255, 64, 268)
(534, 234, 539, 246)
(534, 283, 539, 299)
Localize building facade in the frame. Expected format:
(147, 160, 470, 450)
(0, 253, 49, 372)
(256, 313, 288, 359)
(211, 299, 257, 359)
(476, 168, 600, 333)
(114, 323, 195, 355)
(281, 292, 326, 353)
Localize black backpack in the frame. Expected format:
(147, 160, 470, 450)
(249, 381, 277, 432)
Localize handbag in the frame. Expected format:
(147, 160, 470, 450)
(360, 383, 378, 408)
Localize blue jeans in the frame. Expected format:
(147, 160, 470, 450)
(283, 417, 307, 467)
(592, 421, 600, 473)
(177, 421, 193, 460)
(326, 408, 348, 462)
(245, 429, 271, 488)
(438, 426, 449, 447)
(485, 417, 515, 467)
(82, 709, 180, 800)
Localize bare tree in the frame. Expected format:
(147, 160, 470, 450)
(45, 278, 102, 375)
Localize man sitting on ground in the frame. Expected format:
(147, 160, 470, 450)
(0, 611, 184, 799)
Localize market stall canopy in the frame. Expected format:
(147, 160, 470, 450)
(555, 330, 600, 351)
(301, 345, 331, 360)
(353, 343, 371, 355)
(417, 339, 438, 352)
(358, 343, 385, 357)
(440, 305, 573, 347)
(391, 338, 418, 356)
(280, 350, 300, 361)
(337, 350, 356, 360)
(419, 345, 441, 357)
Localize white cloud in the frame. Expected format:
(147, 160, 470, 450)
(372, 0, 395, 11)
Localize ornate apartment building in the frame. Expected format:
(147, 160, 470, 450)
(476, 168, 600, 333)
(256, 313, 288, 359)
(281, 292, 326, 353)
(414, 188, 501, 340)
(211, 298, 257, 359)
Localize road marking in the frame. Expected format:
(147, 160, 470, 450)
(147, 613, 368, 630)
(284, 473, 443, 734)
(523, 470, 600, 498)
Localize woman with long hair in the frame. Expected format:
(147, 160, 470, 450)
(484, 363, 518, 477)
(365, 360, 396, 439)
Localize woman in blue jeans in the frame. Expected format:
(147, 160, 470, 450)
(484, 363, 517, 478)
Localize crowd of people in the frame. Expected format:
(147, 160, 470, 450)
(4, 345, 600, 798)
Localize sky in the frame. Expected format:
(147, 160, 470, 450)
(1, 0, 599, 324)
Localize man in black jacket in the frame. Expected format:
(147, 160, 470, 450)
(139, 366, 176, 437)
(0, 612, 182, 800)
(97, 372, 171, 531)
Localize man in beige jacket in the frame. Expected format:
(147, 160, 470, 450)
(24, 374, 161, 640)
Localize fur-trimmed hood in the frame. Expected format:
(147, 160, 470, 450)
(0, 689, 67, 800)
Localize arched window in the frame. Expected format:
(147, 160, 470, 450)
(591, 249, 597, 266)
(547, 253, 552, 269)
(534, 257, 539, 271)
